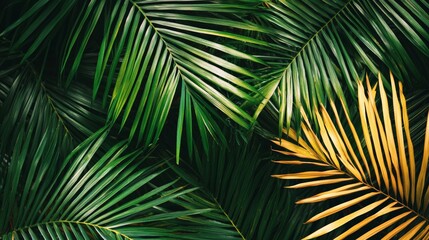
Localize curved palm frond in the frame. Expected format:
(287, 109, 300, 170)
(259, 0, 429, 135)
(272, 73, 429, 239)
(0, 126, 197, 239)
(43, 81, 108, 141)
(1, 121, 241, 239)
(167, 132, 336, 240)
(0, 67, 272, 238)
(0, 73, 72, 156)
(0, 0, 273, 163)
(0, 65, 109, 152)
(88, 0, 269, 163)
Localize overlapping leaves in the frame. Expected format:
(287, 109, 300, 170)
(273, 74, 429, 239)
(0, 124, 213, 239)
(262, 0, 429, 135)
(0, 0, 273, 163)
(0, 51, 266, 240)
(169, 135, 294, 239)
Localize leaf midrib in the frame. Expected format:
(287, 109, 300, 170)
(323, 157, 429, 226)
(5, 220, 131, 239)
(277, 0, 354, 77)
(130, 0, 256, 127)
(40, 82, 74, 141)
(211, 194, 246, 240)
(130, 0, 188, 88)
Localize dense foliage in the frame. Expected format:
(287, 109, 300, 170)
(1, 0, 428, 239)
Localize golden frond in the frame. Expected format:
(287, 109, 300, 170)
(273, 73, 429, 239)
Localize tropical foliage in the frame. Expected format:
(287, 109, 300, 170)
(0, 0, 428, 239)
(273, 74, 429, 239)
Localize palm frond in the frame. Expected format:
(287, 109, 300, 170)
(0, 64, 109, 152)
(0, 122, 232, 239)
(1, 0, 273, 163)
(88, 0, 269, 163)
(168, 132, 336, 239)
(273, 73, 429, 239)
(42, 81, 108, 141)
(260, 0, 429, 135)
(0, 73, 73, 157)
(0, 68, 275, 238)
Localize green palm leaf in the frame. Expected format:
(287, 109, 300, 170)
(260, 0, 429, 135)
(0, 56, 270, 238)
(168, 132, 335, 239)
(3, 108, 253, 239)
(43, 81, 107, 141)
(273, 73, 429, 239)
(0, 125, 209, 239)
(85, 0, 269, 163)
(1, 0, 273, 163)
(0, 61, 108, 149)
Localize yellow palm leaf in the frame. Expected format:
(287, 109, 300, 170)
(272, 170, 344, 180)
(339, 202, 401, 239)
(305, 192, 378, 223)
(417, 111, 429, 210)
(356, 210, 414, 240)
(273, 74, 429, 239)
(302, 198, 389, 240)
(287, 178, 353, 189)
(296, 184, 369, 204)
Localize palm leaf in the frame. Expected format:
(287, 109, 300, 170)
(273, 73, 429, 239)
(85, 0, 268, 163)
(0, 73, 72, 156)
(0, 0, 273, 163)
(0, 60, 276, 238)
(1, 121, 238, 239)
(168, 132, 338, 239)
(259, 0, 429, 135)
(0, 64, 109, 152)
(42, 81, 109, 141)
(0, 105, 260, 240)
